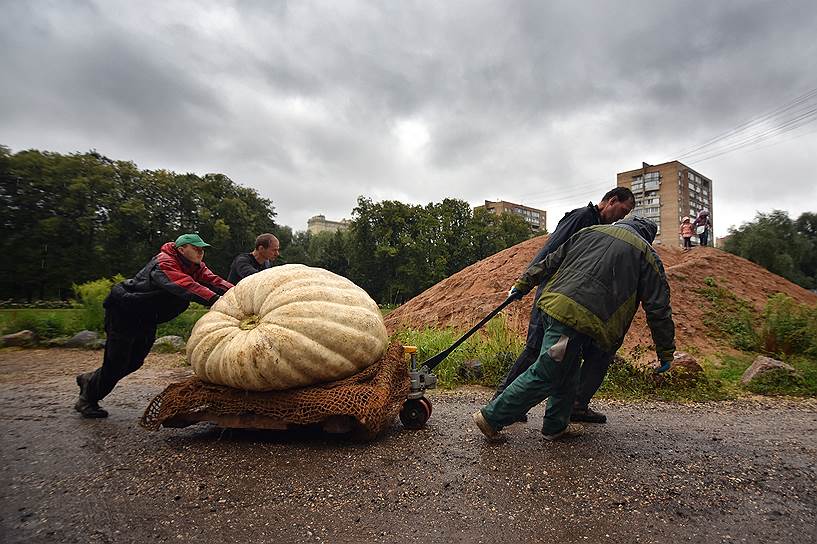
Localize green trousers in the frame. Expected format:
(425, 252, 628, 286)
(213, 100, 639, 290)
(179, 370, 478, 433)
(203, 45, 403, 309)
(482, 314, 590, 435)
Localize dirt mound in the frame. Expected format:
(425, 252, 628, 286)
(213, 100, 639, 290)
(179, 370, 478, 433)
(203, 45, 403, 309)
(385, 235, 817, 364)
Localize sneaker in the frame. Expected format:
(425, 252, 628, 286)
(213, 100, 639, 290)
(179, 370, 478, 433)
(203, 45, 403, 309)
(74, 373, 108, 419)
(472, 411, 503, 442)
(542, 426, 569, 441)
(570, 405, 607, 424)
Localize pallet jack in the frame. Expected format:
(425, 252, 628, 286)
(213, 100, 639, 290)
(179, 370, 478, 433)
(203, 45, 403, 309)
(399, 294, 518, 429)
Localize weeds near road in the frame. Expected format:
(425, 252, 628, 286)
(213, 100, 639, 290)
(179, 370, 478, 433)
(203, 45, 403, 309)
(0, 309, 83, 339)
(760, 294, 817, 357)
(394, 314, 524, 388)
(394, 287, 817, 399)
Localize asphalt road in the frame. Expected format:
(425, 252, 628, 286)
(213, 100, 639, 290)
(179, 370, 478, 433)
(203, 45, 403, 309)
(1, 349, 816, 544)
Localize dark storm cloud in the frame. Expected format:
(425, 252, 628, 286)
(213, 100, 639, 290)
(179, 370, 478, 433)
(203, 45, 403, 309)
(1, 0, 815, 233)
(0, 0, 228, 166)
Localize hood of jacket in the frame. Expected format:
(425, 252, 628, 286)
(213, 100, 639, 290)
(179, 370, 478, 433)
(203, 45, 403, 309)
(616, 216, 658, 244)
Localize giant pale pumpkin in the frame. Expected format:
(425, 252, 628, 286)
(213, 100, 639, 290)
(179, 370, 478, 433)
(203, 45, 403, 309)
(187, 264, 388, 391)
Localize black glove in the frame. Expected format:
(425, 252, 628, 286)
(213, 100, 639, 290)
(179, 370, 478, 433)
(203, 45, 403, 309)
(207, 294, 220, 307)
(507, 286, 524, 301)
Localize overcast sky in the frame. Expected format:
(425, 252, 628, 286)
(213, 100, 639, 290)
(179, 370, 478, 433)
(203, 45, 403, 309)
(2, 0, 816, 237)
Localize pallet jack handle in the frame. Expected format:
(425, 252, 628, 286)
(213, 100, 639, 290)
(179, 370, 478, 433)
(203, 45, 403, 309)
(420, 295, 517, 372)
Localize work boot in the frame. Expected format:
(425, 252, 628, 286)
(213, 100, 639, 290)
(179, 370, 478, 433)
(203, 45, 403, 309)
(472, 411, 504, 442)
(570, 404, 607, 423)
(74, 373, 108, 419)
(541, 426, 569, 441)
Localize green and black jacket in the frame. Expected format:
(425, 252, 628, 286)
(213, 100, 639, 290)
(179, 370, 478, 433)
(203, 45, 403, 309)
(513, 224, 676, 361)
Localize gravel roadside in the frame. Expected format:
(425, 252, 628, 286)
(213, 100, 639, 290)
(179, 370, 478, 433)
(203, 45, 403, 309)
(1, 349, 816, 544)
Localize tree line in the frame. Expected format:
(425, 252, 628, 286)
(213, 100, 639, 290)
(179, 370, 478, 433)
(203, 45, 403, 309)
(277, 197, 535, 303)
(0, 146, 277, 301)
(1, 146, 537, 303)
(724, 210, 817, 290)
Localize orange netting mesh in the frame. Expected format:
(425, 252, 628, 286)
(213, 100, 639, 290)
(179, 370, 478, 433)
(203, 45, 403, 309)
(140, 342, 410, 437)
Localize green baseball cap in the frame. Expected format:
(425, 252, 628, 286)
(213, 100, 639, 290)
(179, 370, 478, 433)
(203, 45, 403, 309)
(174, 233, 211, 248)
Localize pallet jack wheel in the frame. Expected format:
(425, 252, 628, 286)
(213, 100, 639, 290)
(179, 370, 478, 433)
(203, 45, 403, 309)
(420, 396, 433, 417)
(400, 398, 431, 429)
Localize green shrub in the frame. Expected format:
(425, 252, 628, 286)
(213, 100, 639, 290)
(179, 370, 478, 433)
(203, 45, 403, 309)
(760, 294, 817, 357)
(73, 275, 124, 332)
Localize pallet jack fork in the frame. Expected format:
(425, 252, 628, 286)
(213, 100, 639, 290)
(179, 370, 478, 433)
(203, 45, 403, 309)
(399, 294, 518, 429)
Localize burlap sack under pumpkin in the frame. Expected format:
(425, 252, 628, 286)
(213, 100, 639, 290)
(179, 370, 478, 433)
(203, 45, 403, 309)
(140, 343, 410, 438)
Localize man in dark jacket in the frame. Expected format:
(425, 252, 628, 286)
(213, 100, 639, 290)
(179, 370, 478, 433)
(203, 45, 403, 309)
(493, 187, 635, 423)
(74, 234, 234, 418)
(227, 233, 280, 284)
(473, 217, 675, 441)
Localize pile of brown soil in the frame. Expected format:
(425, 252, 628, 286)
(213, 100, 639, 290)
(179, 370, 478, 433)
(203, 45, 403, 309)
(384, 235, 817, 364)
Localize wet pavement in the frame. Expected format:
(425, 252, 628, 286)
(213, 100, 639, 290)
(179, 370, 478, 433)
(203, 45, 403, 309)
(1, 348, 816, 543)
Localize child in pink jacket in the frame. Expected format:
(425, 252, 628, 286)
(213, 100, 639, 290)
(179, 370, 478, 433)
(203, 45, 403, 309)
(680, 217, 694, 250)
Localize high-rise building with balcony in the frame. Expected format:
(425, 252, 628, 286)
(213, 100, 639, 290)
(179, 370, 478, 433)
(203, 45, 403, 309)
(617, 161, 713, 247)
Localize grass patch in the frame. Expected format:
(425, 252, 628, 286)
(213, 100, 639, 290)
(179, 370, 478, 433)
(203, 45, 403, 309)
(157, 307, 208, 338)
(0, 309, 84, 339)
(597, 356, 731, 402)
(1, 307, 208, 341)
(394, 314, 524, 388)
(741, 355, 817, 396)
(698, 277, 759, 351)
(760, 294, 817, 357)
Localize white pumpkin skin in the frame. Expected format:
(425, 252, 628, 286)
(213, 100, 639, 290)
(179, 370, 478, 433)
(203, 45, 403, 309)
(187, 264, 388, 391)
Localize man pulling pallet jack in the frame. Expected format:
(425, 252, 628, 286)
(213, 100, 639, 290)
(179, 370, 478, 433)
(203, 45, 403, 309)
(473, 216, 676, 441)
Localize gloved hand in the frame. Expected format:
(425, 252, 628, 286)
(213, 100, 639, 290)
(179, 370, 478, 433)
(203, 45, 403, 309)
(507, 286, 524, 301)
(654, 359, 672, 374)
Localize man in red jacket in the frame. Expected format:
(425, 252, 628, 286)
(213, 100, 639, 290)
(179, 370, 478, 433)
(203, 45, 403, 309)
(74, 234, 234, 418)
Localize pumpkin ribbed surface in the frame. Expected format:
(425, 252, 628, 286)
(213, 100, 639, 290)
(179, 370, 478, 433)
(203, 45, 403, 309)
(187, 264, 389, 391)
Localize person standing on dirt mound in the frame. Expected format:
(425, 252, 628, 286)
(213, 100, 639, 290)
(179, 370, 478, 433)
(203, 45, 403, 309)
(492, 187, 635, 424)
(227, 233, 280, 284)
(74, 234, 234, 418)
(473, 216, 676, 442)
(693, 210, 711, 247)
(680, 217, 694, 250)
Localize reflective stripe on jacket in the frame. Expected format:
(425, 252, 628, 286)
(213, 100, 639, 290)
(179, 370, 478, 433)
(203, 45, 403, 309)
(513, 224, 676, 361)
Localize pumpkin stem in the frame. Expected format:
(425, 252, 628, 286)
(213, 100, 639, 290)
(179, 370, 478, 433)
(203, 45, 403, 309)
(239, 315, 260, 330)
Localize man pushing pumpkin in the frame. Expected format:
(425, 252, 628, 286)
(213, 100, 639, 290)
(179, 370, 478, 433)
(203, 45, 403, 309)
(74, 234, 233, 418)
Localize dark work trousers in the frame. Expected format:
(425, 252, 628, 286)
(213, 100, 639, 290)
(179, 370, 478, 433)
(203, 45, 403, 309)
(84, 299, 157, 404)
(493, 286, 614, 408)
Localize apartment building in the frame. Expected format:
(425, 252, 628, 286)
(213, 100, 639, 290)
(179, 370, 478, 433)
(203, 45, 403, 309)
(307, 215, 351, 235)
(617, 161, 713, 247)
(474, 200, 546, 232)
